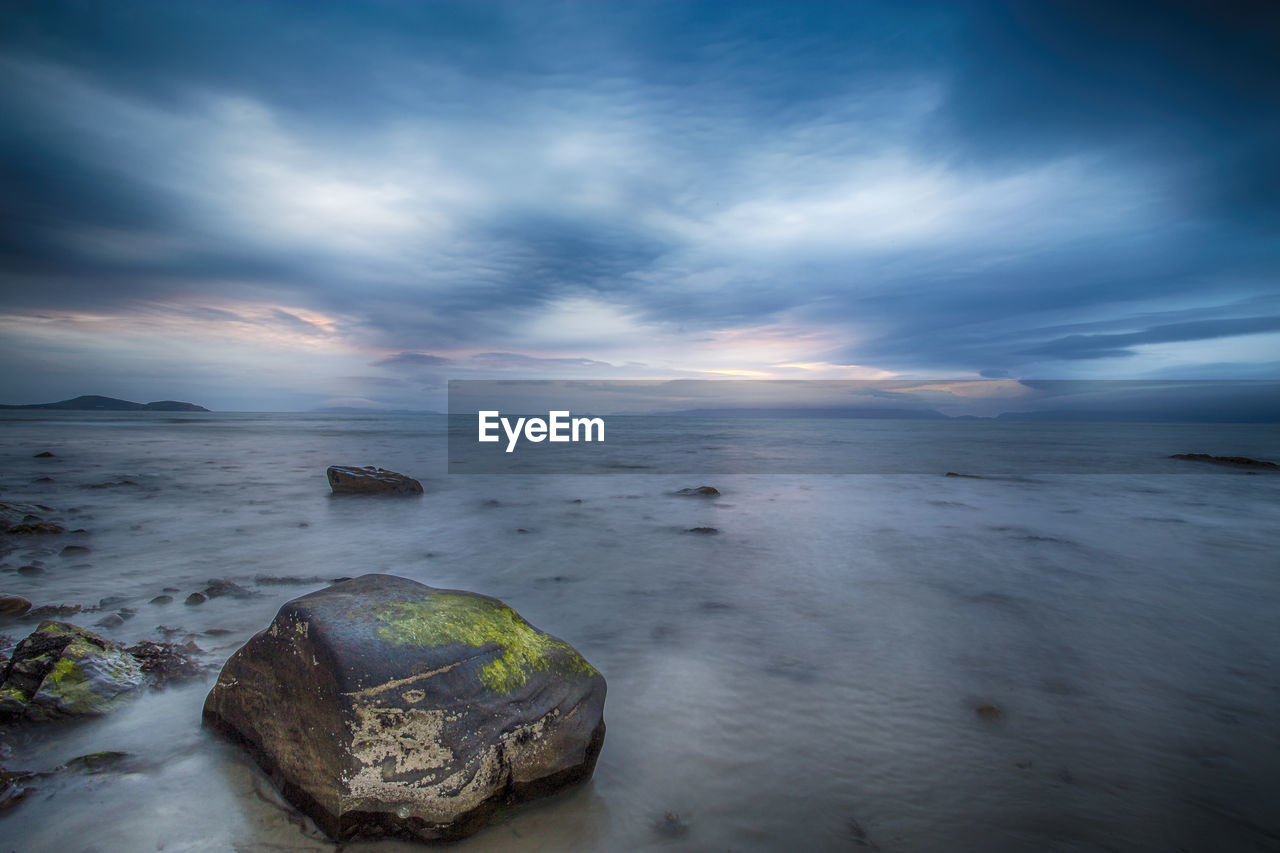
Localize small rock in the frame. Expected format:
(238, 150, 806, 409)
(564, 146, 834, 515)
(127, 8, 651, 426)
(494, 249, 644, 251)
(30, 477, 54, 484)
(944, 472, 985, 479)
(94, 613, 125, 629)
(126, 640, 207, 688)
(846, 816, 878, 848)
(149, 595, 173, 605)
(202, 578, 255, 600)
(17, 565, 43, 576)
(675, 486, 720, 497)
(61, 751, 132, 774)
(99, 596, 129, 609)
(0, 596, 33, 618)
(33, 451, 55, 458)
(253, 574, 328, 586)
(975, 703, 1003, 721)
(654, 811, 690, 838)
(0, 621, 144, 719)
(1, 766, 37, 811)
(6, 522, 66, 535)
(61, 545, 90, 554)
(26, 604, 81, 619)
(184, 592, 207, 606)
(325, 465, 423, 496)
(684, 527, 720, 535)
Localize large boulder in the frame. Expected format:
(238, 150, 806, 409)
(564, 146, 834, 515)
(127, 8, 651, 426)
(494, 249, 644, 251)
(0, 621, 144, 719)
(326, 465, 424, 495)
(202, 574, 606, 842)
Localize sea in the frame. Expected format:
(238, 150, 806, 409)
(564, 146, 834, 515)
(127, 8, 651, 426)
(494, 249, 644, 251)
(1, 411, 1278, 852)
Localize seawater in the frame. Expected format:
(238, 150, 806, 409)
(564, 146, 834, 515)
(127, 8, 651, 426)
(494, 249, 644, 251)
(1, 412, 1278, 852)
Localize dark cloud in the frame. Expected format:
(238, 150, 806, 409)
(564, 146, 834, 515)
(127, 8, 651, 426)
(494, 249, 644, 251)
(0, 1, 1276, 407)
(1024, 316, 1280, 360)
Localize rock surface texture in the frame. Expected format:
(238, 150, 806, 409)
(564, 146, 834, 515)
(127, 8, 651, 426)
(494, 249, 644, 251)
(326, 465, 424, 495)
(203, 574, 606, 842)
(0, 621, 143, 719)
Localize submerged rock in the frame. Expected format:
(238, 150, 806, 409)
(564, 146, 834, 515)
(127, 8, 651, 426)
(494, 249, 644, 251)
(975, 702, 1003, 721)
(0, 501, 65, 535)
(26, 604, 81, 619)
(1, 765, 38, 811)
(203, 573, 606, 842)
(125, 640, 207, 688)
(675, 486, 720, 497)
(0, 621, 143, 719)
(1169, 453, 1278, 470)
(201, 578, 255, 600)
(60, 751, 133, 774)
(326, 465, 424, 496)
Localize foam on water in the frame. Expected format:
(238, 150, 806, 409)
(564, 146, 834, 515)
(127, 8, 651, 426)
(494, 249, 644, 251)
(2, 412, 1278, 851)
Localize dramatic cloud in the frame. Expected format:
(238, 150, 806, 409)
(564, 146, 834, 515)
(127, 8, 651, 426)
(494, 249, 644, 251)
(0, 1, 1276, 410)
(1024, 316, 1280, 360)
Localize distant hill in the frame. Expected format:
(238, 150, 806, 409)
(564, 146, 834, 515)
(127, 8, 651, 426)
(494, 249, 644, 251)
(0, 395, 210, 412)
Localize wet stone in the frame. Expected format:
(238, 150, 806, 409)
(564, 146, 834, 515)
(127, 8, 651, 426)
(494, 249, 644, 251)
(203, 573, 606, 843)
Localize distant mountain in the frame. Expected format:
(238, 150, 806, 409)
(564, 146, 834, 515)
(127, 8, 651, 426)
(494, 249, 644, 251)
(0, 395, 210, 412)
(661, 406, 949, 419)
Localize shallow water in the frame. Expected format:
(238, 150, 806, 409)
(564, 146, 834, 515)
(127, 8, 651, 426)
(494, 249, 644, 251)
(2, 413, 1279, 852)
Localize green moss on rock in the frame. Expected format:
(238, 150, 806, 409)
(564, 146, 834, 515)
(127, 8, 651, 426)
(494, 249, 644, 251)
(0, 621, 143, 719)
(375, 593, 598, 692)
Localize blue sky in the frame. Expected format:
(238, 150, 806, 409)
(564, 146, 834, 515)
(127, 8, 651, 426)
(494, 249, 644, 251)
(0, 1, 1277, 411)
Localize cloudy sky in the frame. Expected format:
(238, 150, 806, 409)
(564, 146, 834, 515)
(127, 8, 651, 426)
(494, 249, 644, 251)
(1, 0, 1277, 411)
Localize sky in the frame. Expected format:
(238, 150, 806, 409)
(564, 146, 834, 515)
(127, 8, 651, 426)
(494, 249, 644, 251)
(0, 0, 1277, 412)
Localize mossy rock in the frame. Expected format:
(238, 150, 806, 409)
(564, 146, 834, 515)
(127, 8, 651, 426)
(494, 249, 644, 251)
(202, 573, 606, 843)
(0, 621, 143, 719)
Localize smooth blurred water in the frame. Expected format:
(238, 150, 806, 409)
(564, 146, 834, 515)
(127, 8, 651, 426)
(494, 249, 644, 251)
(1, 412, 1279, 852)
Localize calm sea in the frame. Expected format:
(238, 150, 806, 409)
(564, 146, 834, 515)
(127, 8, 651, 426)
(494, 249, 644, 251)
(2, 412, 1278, 852)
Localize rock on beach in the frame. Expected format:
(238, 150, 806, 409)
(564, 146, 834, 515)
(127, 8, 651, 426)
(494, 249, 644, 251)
(0, 621, 144, 719)
(326, 465, 424, 495)
(202, 573, 606, 842)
